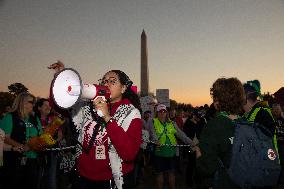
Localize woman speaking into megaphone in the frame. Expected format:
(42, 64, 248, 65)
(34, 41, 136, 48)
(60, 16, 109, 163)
(48, 61, 142, 189)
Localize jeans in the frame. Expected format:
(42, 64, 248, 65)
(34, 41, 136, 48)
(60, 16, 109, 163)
(43, 152, 58, 189)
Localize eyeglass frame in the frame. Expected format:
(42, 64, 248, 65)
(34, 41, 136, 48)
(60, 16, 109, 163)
(98, 77, 118, 86)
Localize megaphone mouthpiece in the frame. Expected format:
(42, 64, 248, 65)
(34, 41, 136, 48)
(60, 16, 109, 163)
(81, 84, 111, 101)
(81, 84, 98, 99)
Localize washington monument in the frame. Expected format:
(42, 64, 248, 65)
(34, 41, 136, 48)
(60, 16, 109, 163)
(140, 30, 149, 96)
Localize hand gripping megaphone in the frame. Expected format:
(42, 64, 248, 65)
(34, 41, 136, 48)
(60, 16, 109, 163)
(51, 68, 111, 117)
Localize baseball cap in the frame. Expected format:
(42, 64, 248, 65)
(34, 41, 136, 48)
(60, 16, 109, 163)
(157, 104, 167, 112)
(243, 80, 263, 100)
(243, 80, 261, 96)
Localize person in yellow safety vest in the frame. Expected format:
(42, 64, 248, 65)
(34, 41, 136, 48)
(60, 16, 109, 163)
(149, 104, 200, 189)
(243, 80, 278, 153)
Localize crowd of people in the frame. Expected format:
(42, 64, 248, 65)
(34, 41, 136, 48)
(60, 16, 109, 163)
(0, 62, 284, 189)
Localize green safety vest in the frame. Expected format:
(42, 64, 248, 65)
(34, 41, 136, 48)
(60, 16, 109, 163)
(244, 107, 273, 123)
(153, 118, 177, 145)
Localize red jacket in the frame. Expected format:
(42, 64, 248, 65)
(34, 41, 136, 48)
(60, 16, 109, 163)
(77, 98, 142, 180)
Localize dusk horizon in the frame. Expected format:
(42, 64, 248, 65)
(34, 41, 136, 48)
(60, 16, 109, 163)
(1, 0, 283, 107)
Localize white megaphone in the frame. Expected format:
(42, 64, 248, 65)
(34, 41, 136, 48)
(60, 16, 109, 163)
(51, 68, 111, 117)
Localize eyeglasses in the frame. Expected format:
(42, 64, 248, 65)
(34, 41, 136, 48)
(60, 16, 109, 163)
(98, 77, 118, 86)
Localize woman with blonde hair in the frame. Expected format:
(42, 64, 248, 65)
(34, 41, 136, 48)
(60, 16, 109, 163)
(0, 92, 43, 189)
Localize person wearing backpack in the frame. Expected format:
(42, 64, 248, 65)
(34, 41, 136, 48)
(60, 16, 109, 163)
(196, 77, 246, 189)
(242, 80, 280, 189)
(242, 80, 276, 135)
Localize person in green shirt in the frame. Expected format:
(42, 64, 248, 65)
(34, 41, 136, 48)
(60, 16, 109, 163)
(196, 77, 246, 189)
(0, 92, 43, 189)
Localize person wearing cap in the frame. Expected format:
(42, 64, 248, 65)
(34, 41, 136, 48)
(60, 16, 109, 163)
(243, 80, 276, 136)
(242, 82, 278, 189)
(149, 104, 199, 189)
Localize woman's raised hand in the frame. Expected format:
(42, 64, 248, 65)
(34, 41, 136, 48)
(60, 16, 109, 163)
(48, 60, 65, 74)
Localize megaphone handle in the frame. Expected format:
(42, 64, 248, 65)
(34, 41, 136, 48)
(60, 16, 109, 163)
(93, 96, 106, 117)
(94, 96, 106, 102)
(88, 101, 105, 124)
(97, 110, 104, 117)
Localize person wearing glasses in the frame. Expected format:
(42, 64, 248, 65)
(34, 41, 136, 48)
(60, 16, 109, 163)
(149, 104, 200, 189)
(48, 61, 142, 189)
(0, 92, 43, 189)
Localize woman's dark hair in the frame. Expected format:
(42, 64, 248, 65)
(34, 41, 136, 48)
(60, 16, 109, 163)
(110, 70, 141, 112)
(34, 98, 49, 118)
(210, 77, 245, 115)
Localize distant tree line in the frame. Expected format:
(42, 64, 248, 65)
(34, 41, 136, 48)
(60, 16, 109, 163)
(1, 82, 280, 116)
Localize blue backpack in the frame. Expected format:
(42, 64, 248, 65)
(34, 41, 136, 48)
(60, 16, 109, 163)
(225, 119, 281, 188)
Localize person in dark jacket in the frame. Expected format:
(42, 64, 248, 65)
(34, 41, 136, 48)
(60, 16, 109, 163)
(183, 109, 204, 187)
(0, 92, 43, 189)
(242, 80, 277, 189)
(243, 80, 276, 135)
(196, 77, 246, 189)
